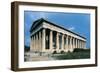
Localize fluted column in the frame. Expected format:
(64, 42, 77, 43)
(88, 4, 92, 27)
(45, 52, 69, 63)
(78, 39, 80, 48)
(73, 38, 75, 49)
(36, 33, 38, 51)
(82, 41, 83, 48)
(75, 38, 77, 48)
(42, 29, 46, 52)
(79, 40, 81, 48)
(62, 34, 64, 50)
(30, 36, 33, 51)
(39, 31, 41, 51)
(37, 33, 39, 50)
(70, 36, 72, 49)
(56, 32, 59, 52)
(65, 35, 68, 52)
(80, 40, 82, 48)
(72, 37, 74, 49)
(33, 35, 35, 51)
(50, 30, 53, 52)
(81, 41, 83, 48)
(68, 36, 70, 50)
(33, 35, 35, 50)
(64, 36, 66, 49)
(32, 36, 34, 50)
(80, 41, 81, 48)
(76, 39, 78, 48)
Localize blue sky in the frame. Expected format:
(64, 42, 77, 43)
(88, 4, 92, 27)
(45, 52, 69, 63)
(24, 11, 90, 48)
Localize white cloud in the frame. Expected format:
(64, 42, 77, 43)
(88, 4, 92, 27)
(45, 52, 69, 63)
(68, 26, 75, 31)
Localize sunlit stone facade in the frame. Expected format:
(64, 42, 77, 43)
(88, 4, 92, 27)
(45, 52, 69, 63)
(30, 18, 86, 53)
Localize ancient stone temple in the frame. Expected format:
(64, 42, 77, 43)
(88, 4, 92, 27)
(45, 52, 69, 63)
(30, 18, 86, 53)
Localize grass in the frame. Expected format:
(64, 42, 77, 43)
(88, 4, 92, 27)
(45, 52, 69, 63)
(52, 48, 90, 60)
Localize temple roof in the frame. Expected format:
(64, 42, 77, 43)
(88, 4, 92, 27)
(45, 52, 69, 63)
(30, 18, 86, 39)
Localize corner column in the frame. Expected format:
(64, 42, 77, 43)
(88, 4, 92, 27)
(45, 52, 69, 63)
(30, 36, 33, 51)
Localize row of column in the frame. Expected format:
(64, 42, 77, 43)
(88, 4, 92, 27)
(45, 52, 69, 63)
(30, 30, 42, 52)
(49, 29, 86, 52)
(30, 28, 86, 52)
(30, 28, 47, 52)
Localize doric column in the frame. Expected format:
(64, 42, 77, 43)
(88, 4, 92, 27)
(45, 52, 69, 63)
(69, 36, 73, 52)
(56, 32, 59, 51)
(39, 31, 42, 51)
(65, 36, 67, 49)
(81, 41, 83, 48)
(72, 37, 74, 49)
(82, 41, 83, 48)
(34, 35, 36, 50)
(77, 39, 78, 48)
(64, 36, 66, 49)
(50, 30, 53, 51)
(70, 36, 72, 49)
(33, 35, 35, 50)
(75, 38, 77, 48)
(76, 39, 78, 48)
(79, 40, 81, 48)
(80, 41, 81, 48)
(65, 35, 68, 52)
(38, 33, 39, 50)
(80, 40, 82, 48)
(36, 33, 38, 50)
(68, 36, 70, 50)
(32, 36, 34, 50)
(30, 36, 33, 51)
(62, 34, 64, 50)
(71, 37, 73, 50)
(78, 40, 80, 48)
(73, 38, 75, 49)
(78, 40, 79, 48)
(42, 28, 46, 52)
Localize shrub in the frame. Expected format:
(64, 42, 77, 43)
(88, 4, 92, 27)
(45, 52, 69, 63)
(52, 48, 90, 60)
(73, 48, 90, 52)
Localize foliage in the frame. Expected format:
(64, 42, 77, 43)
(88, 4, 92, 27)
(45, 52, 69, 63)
(52, 49, 90, 60)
